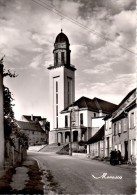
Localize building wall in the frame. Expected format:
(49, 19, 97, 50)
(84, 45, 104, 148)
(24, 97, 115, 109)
(92, 118, 105, 137)
(87, 141, 104, 157)
(128, 108, 136, 158)
(49, 66, 75, 131)
(0, 65, 4, 166)
(64, 67, 75, 109)
(23, 129, 45, 145)
(60, 110, 105, 142)
(104, 118, 113, 157)
(111, 92, 136, 161)
(49, 131, 57, 144)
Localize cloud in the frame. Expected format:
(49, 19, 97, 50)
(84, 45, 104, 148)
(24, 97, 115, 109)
(84, 62, 112, 74)
(1, 0, 136, 120)
(29, 55, 42, 69)
(76, 72, 136, 105)
(52, 0, 82, 18)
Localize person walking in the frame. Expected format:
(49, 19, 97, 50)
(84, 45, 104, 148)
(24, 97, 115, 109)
(117, 150, 121, 164)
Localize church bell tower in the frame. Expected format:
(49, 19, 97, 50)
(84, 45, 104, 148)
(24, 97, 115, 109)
(48, 30, 76, 144)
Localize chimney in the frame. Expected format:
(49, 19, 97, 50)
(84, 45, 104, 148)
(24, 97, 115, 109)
(31, 114, 33, 121)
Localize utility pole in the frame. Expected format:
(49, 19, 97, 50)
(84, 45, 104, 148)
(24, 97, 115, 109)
(69, 109, 72, 156)
(69, 108, 75, 156)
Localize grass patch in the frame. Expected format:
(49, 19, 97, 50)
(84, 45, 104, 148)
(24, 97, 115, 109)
(0, 167, 16, 194)
(0, 159, 44, 194)
(16, 160, 44, 194)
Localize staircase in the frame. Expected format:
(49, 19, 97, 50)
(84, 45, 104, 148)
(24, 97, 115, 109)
(39, 143, 69, 153)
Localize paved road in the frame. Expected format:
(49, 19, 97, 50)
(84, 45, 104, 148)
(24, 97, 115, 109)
(28, 151, 136, 194)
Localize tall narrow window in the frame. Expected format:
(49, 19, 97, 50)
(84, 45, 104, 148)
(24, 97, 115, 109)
(130, 112, 134, 128)
(68, 81, 70, 105)
(55, 53, 58, 65)
(56, 81, 58, 93)
(123, 118, 127, 131)
(55, 81, 58, 128)
(80, 113, 83, 125)
(65, 115, 68, 127)
(61, 52, 64, 63)
(56, 105, 58, 116)
(114, 123, 116, 135)
(119, 121, 121, 133)
(56, 117, 58, 128)
(56, 94, 58, 104)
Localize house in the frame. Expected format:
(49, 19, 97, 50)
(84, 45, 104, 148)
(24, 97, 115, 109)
(85, 97, 118, 158)
(16, 120, 46, 146)
(111, 88, 136, 162)
(21, 115, 50, 143)
(103, 114, 113, 157)
(58, 96, 117, 147)
(87, 125, 105, 157)
(88, 88, 136, 161)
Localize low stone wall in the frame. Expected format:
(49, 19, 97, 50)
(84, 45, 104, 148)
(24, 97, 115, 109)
(4, 138, 27, 168)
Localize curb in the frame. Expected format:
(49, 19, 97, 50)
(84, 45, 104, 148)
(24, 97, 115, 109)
(32, 157, 41, 169)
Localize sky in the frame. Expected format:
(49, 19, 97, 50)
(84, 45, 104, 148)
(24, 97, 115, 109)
(0, 0, 136, 121)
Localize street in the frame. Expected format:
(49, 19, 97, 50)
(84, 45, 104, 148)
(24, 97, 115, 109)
(28, 151, 136, 194)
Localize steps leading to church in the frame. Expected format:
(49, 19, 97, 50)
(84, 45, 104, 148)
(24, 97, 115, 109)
(38, 143, 69, 153)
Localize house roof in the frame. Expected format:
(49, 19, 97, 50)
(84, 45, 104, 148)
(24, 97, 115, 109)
(103, 114, 112, 121)
(16, 121, 44, 132)
(87, 125, 105, 144)
(22, 115, 42, 122)
(62, 96, 118, 114)
(118, 88, 136, 107)
(112, 99, 136, 122)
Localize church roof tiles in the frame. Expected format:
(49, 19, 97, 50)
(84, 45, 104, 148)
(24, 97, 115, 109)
(62, 96, 118, 114)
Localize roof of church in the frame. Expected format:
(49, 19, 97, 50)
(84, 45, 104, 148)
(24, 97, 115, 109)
(16, 121, 44, 132)
(87, 125, 104, 144)
(55, 30, 69, 45)
(62, 96, 118, 114)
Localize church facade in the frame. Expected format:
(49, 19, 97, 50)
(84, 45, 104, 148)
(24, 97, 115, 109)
(48, 31, 117, 145)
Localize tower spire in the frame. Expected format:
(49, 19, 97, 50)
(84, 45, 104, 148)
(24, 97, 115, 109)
(61, 28, 63, 33)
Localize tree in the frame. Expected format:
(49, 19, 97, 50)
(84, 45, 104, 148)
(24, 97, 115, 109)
(0, 57, 29, 166)
(1, 57, 17, 139)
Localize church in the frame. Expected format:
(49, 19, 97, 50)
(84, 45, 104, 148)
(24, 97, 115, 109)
(48, 30, 117, 145)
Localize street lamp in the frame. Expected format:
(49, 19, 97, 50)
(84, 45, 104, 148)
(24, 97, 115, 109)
(69, 107, 75, 156)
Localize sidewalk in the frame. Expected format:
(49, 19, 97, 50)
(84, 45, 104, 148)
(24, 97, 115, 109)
(0, 157, 44, 194)
(71, 154, 136, 170)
